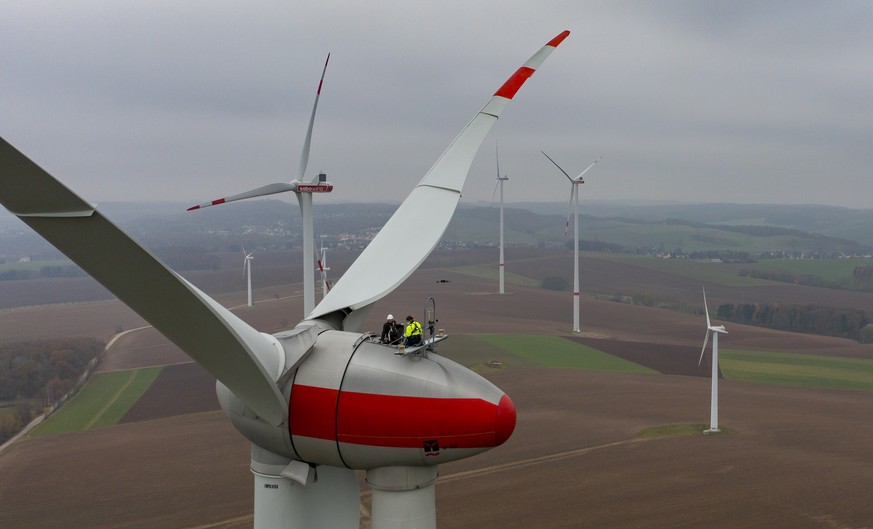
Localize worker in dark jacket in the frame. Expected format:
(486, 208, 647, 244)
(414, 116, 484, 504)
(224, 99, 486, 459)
(381, 314, 402, 344)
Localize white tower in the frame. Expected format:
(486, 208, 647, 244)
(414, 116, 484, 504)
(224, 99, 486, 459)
(542, 152, 602, 333)
(492, 142, 509, 294)
(699, 287, 728, 433)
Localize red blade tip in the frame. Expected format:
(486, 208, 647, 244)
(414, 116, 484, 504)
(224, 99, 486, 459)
(548, 30, 571, 48)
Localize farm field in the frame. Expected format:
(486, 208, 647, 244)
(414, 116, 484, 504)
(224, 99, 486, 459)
(3, 250, 873, 528)
(601, 254, 873, 287)
(31, 367, 161, 436)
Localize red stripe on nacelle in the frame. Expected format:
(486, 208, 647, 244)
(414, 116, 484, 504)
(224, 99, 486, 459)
(338, 391, 500, 448)
(493, 66, 535, 100)
(290, 385, 338, 441)
(290, 385, 514, 449)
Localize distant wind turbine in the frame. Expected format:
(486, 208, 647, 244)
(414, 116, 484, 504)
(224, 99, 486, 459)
(242, 248, 254, 307)
(699, 287, 727, 433)
(541, 151, 602, 333)
(315, 239, 332, 300)
(490, 141, 509, 294)
(188, 54, 333, 318)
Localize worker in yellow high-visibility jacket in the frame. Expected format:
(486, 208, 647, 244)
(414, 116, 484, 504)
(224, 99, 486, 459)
(404, 315, 422, 346)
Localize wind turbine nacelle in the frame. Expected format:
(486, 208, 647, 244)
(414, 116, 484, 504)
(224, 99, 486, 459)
(218, 330, 516, 469)
(295, 183, 333, 193)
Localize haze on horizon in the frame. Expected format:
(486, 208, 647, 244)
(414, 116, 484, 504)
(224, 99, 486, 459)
(2, 1, 871, 210)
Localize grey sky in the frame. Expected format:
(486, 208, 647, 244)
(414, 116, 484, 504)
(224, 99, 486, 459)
(2, 1, 871, 209)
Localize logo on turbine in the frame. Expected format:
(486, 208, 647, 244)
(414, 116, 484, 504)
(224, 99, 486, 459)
(423, 439, 440, 456)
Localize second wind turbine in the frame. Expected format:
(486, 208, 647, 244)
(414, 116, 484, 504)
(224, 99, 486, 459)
(491, 142, 509, 294)
(188, 54, 333, 318)
(542, 151, 602, 333)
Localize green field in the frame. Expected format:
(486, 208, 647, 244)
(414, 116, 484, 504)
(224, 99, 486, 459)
(721, 349, 873, 390)
(439, 334, 542, 372)
(737, 258, 872, 282)
(30, 367, 161, 436)
(579, 220, 843, 255)
(473, 334, 656, 374)
(637, 424, 718, 438)
(602, 255, 873, 289)
(444, 333, 873, 392)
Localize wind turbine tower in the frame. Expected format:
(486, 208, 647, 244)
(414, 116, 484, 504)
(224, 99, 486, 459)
(243, 249, 254, 306)
(187, 54, 333, 318)
(541, 152, 602, 333)
(699, 287, 727, 433)
(491, 142, 509, 294)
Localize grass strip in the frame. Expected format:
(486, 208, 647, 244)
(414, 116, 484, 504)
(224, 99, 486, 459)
(638, 424, 710, 438)
(721, 349, 873, 391)
(30, 367, 161, 436)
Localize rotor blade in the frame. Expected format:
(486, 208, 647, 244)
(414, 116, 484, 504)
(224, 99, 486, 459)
(698, 331, 710, 367)
(314, 246, 325, 273)
(541, 151, 574, 182)
(496, 140, 501, 180)
(575, 155, 603, 181)
(564, 186, 574, 237)
(489, 180, 501, 208)
(310, 30, 570, 325)
(0, 138, 288, 426)
(187, 182, 296, 211)
(298, 53, 330, 181)
(703, 287, 712, 328)
(490, 141, 503, 208)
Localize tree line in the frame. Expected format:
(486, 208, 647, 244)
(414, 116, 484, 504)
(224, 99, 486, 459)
(0, 265, 87, 281)
(739, 264, 873, 292)
(716, 302, 871, 342)
(0, 337, 104, 444)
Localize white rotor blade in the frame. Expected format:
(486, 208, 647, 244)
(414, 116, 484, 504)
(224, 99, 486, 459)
(298, 53, 330, 181)
(703, 287, 712, 328)
(564, 186, 574, 237)
(496, 140, 502, 180)
(0, 138, 288, 426)
(698, 330, 710, 367)
(490, 142, 504, 208)
(243, 253, 253, 279)
(541, 150, 574, 182)
(575, 155, 603, 181)
(310, 30, 570, 325)
(187, 182, 296, 211)
(489, 180, 501, 208)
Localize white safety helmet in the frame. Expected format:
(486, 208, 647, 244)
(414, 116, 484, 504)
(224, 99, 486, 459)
(387, 314, 394, 320)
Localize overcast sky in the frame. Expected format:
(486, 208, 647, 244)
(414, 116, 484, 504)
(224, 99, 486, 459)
(2, 1, 871, 210)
